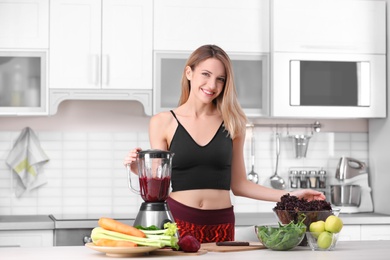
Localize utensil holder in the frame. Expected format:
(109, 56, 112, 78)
(293, 135, 311, 158)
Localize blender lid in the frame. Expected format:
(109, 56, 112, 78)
(138, 149, 174, 158)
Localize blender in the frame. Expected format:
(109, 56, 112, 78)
(127, 149, 175, 229)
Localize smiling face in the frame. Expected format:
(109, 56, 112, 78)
(185, 58, 226, 104)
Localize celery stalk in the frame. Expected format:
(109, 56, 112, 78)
(91, 227, 179, 249)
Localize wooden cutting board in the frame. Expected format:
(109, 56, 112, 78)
(149, 241, 266, 255)
(150, 248, 208, 256)
(200, 242, 266, 252)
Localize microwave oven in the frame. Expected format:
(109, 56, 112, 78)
(272, 52, 386, 118)
(0, 50, 48, 115)
(154, 51, 269, 117)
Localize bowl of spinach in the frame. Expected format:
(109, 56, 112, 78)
(256, 216, 306, 251)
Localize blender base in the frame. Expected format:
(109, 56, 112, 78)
(133, 202, 175, 229)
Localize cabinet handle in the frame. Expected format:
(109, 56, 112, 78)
(102, 55, 109, 86)
(83, 236, 92, 244)
(91, 54, 100, 86)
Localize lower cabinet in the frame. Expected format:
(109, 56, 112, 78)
(361, 225, 390, 240)
(338, 225, 361, 241)
(339, 225, 390, 241)
(0, 230, 53, 247)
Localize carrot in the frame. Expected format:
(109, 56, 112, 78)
(98, 217, 146, 238)
(94, 238, 137, 247)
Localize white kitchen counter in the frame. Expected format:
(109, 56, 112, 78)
(1, 240, 389, 260)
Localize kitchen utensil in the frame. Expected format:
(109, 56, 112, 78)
(331, 184, 361, 206)
(216, 241, 251, 246)
(127, 149, 175, 229)
(270, 133, 286, 190)
(247, 132, 259, 184)
(293, 134, 311, 158)
(335, 157, 367, 180)
(201, 242, 265, 252)
(330, 158, 373, 213)
(128, 149, 174, 202)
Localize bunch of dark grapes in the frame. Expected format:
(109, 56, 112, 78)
(274, 193, 332, 211)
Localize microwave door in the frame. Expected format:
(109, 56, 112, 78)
(289, 60, 371, 107)
(357, 62, 370, 107)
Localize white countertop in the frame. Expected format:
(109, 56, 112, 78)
(1, 240, 389, 260)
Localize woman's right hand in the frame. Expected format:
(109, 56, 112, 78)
(123, 147, 142, 170)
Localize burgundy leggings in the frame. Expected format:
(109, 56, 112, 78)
(166, 196, 235, 243)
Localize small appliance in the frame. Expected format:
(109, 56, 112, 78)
(127, 149, 175, 228)
(330, 157, 373, 213)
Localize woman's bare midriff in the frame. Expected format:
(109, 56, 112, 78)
(169, 189, 232, 210)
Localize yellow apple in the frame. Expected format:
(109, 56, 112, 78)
(309, 220, 325, 238)
(325, 215, 343, 233)
(317, 231, 333, 249)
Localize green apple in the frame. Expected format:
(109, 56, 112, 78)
(317, 231, 333, 249)
(325, 215, 343, 233)
(309, 220, 325, 238)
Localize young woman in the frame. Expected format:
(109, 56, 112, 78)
(124, 44, 325, 243)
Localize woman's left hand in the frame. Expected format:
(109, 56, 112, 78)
(290, 189, 326, 201)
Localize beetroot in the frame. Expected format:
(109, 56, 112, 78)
(177, 235, 201, 252)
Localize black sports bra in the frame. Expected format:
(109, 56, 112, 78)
(168, 110, 233, 192)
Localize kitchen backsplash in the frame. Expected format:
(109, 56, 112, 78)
(0, 129, 368, 216)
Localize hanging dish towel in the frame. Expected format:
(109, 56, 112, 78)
(6, 127, 50, 197)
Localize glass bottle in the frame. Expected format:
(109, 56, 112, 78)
(318, 170, 327, 189)
(309, 170, 318, 188)
(299, 170, 308, 188)
(289, 170, 299, 188)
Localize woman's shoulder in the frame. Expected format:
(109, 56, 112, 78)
(150, 110, 175, 126)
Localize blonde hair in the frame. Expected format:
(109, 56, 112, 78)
(179, 44, 247, 139)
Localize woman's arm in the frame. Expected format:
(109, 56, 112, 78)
(149, 112, 172, 150)
(230, 133, 325, 202)
(123, 112, 170, 174)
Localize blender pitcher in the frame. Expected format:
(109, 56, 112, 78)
(128, 149, 174, 202)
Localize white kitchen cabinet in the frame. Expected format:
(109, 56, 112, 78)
(49, 0, 153, 115)
(338, 225, 361, 241)
(0, 230, 53, 247)
(154, 51, 269, 117)
(50, 0, 152, 90)
(154, 0, 269, 53)
(361, 225, 390, 240)
(0, 0, 49, 49)
(272, 0, 386, 54)
(0, 51, 49, 115)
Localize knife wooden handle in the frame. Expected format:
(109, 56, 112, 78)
(216, 241, 250, 246)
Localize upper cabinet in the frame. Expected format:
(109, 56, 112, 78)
(271, 0, 387, 118)
(154, 52, 269, 117)
(49, 0, 153, 115)
(0, 0, 49, 116)
(153, 0, 270, 117)
(272, 0, 386, 54)
(154, 0, 269, 53)
(0, 0, 49, 49)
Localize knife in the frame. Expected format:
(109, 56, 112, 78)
(216, 241, 251, 246)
